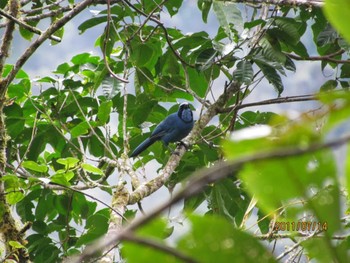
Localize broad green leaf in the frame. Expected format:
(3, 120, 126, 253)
(72, 193, 96, 220)
(208, 178, 246, 223)
(2, 64, 29, 79)
(196, 48, 217, 71)
(324, 0, 350, 44)
(232, 60, 254, 85)
(320, 79, 338, 91)
(51, 173, 71, 186)
(164, 0, 183, 16)
(0, 0, 8, 8)
(340, 63, 350, 78)
(4, 103, 26, 139)
(177, 215, 277, 263)
(78, 16, 108, 34)
(57, 157, 80, 169)
(76, 209, 109, 247)
(213, 1, 243, 40)
(260, 36, 286, 64)
(70, 121, 90, 138)
(22, 161, 48, 173)
(81, 163, 104, 175)
(188, 68, 208, 97)
(184, 192, 206, 212)
(256, 62, 284, 95)
(316, 23, 338, 47)
(71, 53, 93, 65)
(9, 240, 25, 249)
(101, 76, 123, 99)
(198, 0, 212, 23)
(270, 17, 301, 45)
(97, 100, 112, 125)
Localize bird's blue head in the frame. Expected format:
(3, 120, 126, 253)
(178, 102, 193, 123)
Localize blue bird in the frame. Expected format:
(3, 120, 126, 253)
(130, 102, 194, 157)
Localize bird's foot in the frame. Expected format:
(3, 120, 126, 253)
(177, 140, 190, 150)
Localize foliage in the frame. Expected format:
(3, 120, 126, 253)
(1, 0, 350, 262)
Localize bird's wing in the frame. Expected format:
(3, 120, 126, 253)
(149, 114, 176, 140)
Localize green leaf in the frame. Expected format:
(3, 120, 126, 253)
(184, 192, 206, 212)
(256, 62, 284, 95)
(9, 241, 25, 249)
(164, 0, 183, 16)
(7, 191, 25, 205)
(196, 48, 217, 71)
(76, 209, 109, 247)
(81, 163, 104, 175)
(97, 100, 112, 125)
(178, 215, 277, 263)
(70, 121, 90, 138)
(270, 17, 301, 45)
(57, 157, 80, 169)
(232, 60, 254, 85)
(71, 53, 92, 65)
(316, 24, 338, 47)
(101, 76, 123, 99)
(51, 173, 72, 186)
(213, 1, 243, 40)
(260, 36, 286, 64)
(2, 64, 29, 79)
(130, 43, 154, 68)
(78, 16, 108, 34)
(188, 68, 208, 97)
(4, 103, 25, 139)
(324, 0, 350, 44)
(320, 79, 338, 91)
(198, 0, 212, 23)
(0, 0, 8, 8)
(22, 161, 48, 173)
(208, 178, 245, 223)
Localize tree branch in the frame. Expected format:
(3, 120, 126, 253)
(0, 8, 61, 42)
(218, 93, 318, 113)
(286, 49, 350, 64)
(232, 0, 324, 7)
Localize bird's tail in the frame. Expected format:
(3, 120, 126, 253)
(130, 138, 155, 157)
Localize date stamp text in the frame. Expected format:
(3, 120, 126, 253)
(272, 221, 328, 232)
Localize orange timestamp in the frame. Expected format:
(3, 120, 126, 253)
(272, 221, 328, 232)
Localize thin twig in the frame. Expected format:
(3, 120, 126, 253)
(287, 49, 348, 64)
